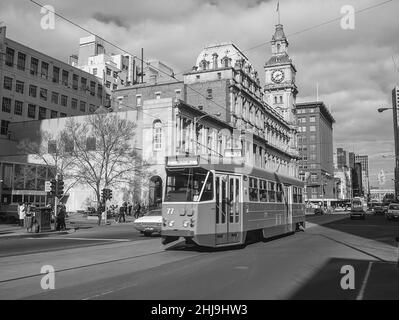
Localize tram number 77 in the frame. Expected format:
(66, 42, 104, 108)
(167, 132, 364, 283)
(166, 208, 175, 215)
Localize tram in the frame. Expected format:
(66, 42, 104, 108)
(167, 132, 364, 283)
(161, 155, 305, 248)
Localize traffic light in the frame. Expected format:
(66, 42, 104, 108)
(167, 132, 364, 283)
(50, 179, 57, 196)
(108, 189, 113, 200)
(101, 188, 106, 202)
(57, 178, 64, 198)
(101, 188, 113, 201)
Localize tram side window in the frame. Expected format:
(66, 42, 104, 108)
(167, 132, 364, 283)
(297, 187, 303, 203)
(249, 178, 259, 202)
(293, 187, 298, 203)
(259, 180, 268, 202)
(276, 183, 283, 203)
(268, 181, 276, 202)
(200, 172, 214, 201)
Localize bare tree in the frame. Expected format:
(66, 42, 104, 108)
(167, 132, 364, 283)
(62, 113, 148, 205)
(17, 130, 78, 199)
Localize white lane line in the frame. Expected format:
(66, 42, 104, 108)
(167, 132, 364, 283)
(82, 285, 135, 300)
(26, 237, 131, 242)
(356, 261, 373, 300)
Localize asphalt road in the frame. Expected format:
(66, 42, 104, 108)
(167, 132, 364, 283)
(0, 224, 157, 258)
(1, 213, 398, 300)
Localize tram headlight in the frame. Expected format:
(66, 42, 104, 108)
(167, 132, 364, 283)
(168, 220, 175, 227)
(183, 220, 190, 228)
(187, 208, 195, 217)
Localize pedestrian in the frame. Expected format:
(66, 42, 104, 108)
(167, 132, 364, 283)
(57, 205, 67, 231)
(98, 204, 104, 226)
(18, 202, 26, 227)
(118, 204, 126, 223)
(128, 202, 132, 216)
(134, 201, 141, 219)
(25, 203, 33, 232)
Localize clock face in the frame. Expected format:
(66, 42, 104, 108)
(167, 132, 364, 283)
(271, 69, 285, 83)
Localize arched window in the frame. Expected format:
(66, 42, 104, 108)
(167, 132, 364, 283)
(153, 120, 162, 151)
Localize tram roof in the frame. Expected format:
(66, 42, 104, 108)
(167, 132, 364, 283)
(166, 162, 304, 187)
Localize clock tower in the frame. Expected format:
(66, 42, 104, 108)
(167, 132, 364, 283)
(264, 24, 298, 124)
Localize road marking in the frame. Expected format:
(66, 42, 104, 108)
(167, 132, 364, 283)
(26, 237, 131, 242)
(356, 261, 373, 300)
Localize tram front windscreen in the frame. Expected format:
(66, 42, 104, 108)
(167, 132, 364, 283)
(165, 168, 213, 202)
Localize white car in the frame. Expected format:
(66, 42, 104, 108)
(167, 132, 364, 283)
(133, 209, 162, 236)
(386, 203, 399, 220)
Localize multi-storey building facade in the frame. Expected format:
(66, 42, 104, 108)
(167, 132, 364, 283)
(0, 26, 104, 137)
(355, 154, 369, 196)
(296, 101, 335, 201)
(333, 147, 352, 200)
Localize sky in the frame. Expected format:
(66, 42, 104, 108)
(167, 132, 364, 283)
(1, 0, 399, 189)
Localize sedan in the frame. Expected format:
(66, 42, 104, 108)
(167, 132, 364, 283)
(133, 209, 162, 236)
(386, 203, 399, 220)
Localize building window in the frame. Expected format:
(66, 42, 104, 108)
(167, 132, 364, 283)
(196, 75, 200, 80)
(0, 120, 10, 135)
(3, 76, 12, 90)
(5, 47, 15, 67)
(309, 108, 315, 113)
(39, 107, 47, 120)
(136, 95, 142, 106)
(89, 104, 96, 113)
(90, 81, 96, 96)
(249, 178, 259, 202)
(51, 92, 59, 104)
(41, 62, 49, 79)
(80, 101, 86, 112)
(72, 74, 79, 90)
(310, 135, 316, 142)
(93, 68, 97, 76)
(105, 81, 111, 88)
(28, 104, 36, 119)
(206, 88, 213, 100)
(29, 85, 37, 98)
(97, 84, 103, 100)
(61, 95, 68, 107)
(62, 70, 69, 86)
(175, 89, 181, 101)
(30, 57, 39, 75)
(86, 137, 96, 151)
(106, 68, 111, 76)
(217, 72, 222, 80)
(50, 110, 58, 118)
(16, 80, 24, 94)
(310, 126, 316, 132)
(310, 154, 316, 161)
(40, 88, 47, 101)
(17, 52, 26, 71)
(309, 116, 316, 123)
(71, 98, 78, 110)
(60, 113, 67, 118)
(153, 120, 162, 151)
(14, 101, 23, 115)
(53, 66, 60, 83)
(113, 84, 117, 90)
(81, 77, 87, 91)
(280, 96, 283, 103)
(301, 126, 307, 132)
(155, 92, 161, 99)
(2, 97, 12, 113)
(113, 71, 118, 79)
(309, 144, 316, 152)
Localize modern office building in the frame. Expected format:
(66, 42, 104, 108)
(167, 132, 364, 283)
(0, 26, 104, 137)
(355, 154, 369, 196)
(296, 101, 335, 202)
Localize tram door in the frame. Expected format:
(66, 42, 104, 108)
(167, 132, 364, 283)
(215, 174, 241, 245)
(284, 185, 293, 232)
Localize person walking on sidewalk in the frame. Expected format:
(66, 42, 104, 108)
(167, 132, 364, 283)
(118, 203, 126, 223)
(18, 203, 26, 227)
(134, 201, 141, 219)
(57, 205, 67, 231)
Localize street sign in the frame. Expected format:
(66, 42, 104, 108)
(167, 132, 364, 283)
(45, 181, 51, 192)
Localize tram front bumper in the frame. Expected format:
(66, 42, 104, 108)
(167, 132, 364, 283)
(161, 229, 195, 237)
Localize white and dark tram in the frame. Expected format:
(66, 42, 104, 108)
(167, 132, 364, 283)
(162, 156, 305, 248)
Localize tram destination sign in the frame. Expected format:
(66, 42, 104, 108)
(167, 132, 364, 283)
(166, 155, 200, 167)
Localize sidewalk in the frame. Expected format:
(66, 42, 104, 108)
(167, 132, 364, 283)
(0, 224, 71, 239)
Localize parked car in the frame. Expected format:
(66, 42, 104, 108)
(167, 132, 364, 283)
(133, 209, 162, 236)
(85, 207, 97, 216)
(314, 207, 325, 215)
(386, 203, 399, 220)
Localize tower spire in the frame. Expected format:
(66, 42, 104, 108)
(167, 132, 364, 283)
(277, 1, 281, 25)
